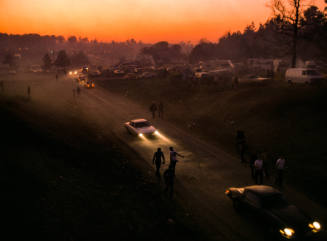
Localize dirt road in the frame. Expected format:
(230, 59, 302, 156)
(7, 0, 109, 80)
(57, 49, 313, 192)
(2, 73, 326, 241)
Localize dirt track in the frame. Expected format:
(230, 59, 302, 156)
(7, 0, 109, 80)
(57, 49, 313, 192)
(2, 73, 327, 241)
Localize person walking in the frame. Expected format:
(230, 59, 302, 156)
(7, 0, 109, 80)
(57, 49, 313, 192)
(169, 146, 184, 175)
(149, 102, 157, 119)
(254, 155, 264, 185)
(275, 155, 286, 188)
(164, 164, 175, 198)
(158, 101, 164, 119)
(249, 153, 257, 180)
(55, 73, 58, 81)
(152, 147, 165, 176)
(236, 130, 246, 163)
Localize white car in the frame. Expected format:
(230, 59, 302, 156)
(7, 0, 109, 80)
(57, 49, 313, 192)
(124, 119, 158, 137)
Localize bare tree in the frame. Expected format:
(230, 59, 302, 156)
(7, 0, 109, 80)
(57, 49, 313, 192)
(269, 0, 310, 67)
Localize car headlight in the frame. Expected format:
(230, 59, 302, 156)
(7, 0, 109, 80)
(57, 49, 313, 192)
(279, 228, 295, 239)
(309, 221, 321, 232)
(154, 130, 159, 135)
(138, 133, 143, 137)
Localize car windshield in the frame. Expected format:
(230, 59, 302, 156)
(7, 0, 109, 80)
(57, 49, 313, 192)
(134, 121, 151, 128)
(262, 194, 288, 209)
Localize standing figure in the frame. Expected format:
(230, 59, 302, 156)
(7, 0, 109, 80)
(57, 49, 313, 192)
(236, 130, 246, 163)
(254, 155, 264, 185)
(76, 86, 81, 96)
(164, 164, 175, 198)
(158, 101, 164, 119)
(149, 102, 157, 119)
(27, 85, 31, 99)
(55, 73, 58, 81)
(0, 80, 4, 93)
(249, 153, 257, 180)
(275, 155, 286, 188)
(169, 146, 184, 175)
(152, 147, 165, 176)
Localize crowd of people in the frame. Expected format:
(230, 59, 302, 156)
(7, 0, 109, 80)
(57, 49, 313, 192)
(236, 130, 286, 188)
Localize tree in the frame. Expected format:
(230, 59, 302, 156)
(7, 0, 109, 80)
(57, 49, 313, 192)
(3, 53, 18, 69)
(68, 36, 77, 44)
(71, 51, 89, 66)
(54, 50, 70, 68)
(269, 0, 310, 67)
(42, 53, 52, 70)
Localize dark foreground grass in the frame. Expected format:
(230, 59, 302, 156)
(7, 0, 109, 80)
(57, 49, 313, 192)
(0, 97, 206, 241)
(97, 77, 327, 206)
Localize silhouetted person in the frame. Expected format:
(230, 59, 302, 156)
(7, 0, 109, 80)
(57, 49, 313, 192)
(149, 102, 157, 119)
(233, 76, 239, 88)
(169, 146, 184, 175)
(0, 80, 4, 93)
(262, 151, 270, 180)
(55, 74, 58, 81)
(249, 153, 257, 179)
(254, 156, 264, 184)
(27, 86, 31, 99)
(236, 130, 246, 163)
(152, 147, 165, 176)
(158, 101, 164, 119)
(76, 86, 81, 96)
(275, 155, 286, 188)
(164, 164, 175, 198)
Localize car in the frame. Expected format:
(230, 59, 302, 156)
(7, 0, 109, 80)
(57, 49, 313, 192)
(124, 119, 158, 137)
(225, 185, 322, 240)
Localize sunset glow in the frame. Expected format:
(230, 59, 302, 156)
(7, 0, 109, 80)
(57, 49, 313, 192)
(0, 0, 325, 43)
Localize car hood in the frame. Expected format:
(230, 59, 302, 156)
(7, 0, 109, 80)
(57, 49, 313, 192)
(137, 126, 156, 134)
(270, 205, 309, 230)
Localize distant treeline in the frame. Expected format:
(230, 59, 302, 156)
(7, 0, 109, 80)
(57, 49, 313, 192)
(190, 6, 327, 63)
(1, 5, 326, 66)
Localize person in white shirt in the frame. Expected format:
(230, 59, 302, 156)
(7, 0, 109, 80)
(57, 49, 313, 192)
(169, 146, 184, 174)
(254, 157, 264, 184)
(275, 156, 286, 187)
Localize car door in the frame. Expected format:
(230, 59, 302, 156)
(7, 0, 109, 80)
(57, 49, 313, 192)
(243, 191, 263, 215)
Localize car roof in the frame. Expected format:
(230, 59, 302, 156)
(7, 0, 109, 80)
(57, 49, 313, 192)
(131, 119, 148, 123)
(245, 185, 281, 197)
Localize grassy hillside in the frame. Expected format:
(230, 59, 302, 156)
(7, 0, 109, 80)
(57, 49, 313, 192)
(98, 77, 327, 205)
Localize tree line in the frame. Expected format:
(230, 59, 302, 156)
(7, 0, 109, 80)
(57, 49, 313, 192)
(189, 3, 327, 66)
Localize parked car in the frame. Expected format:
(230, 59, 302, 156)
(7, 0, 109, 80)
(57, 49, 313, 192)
(285, 68, 325, 85)
(124, 119, 158, 137)
(225, 185, 322, 240)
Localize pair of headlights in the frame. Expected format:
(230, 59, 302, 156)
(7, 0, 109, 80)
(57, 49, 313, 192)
(280, 221, 321, 239)
(138, 130, 159, 137)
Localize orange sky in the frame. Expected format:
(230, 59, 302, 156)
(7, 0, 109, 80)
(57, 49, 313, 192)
(0, 0, 325, 43)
